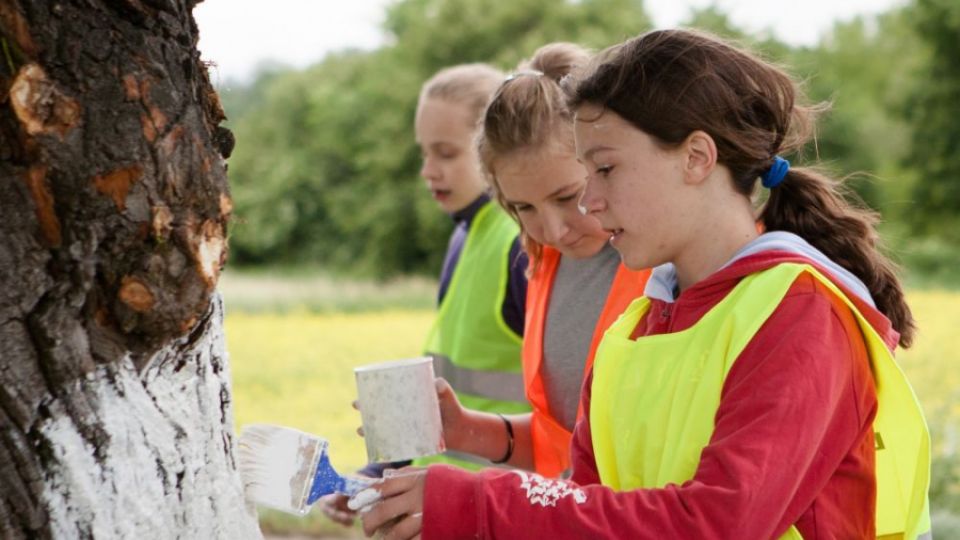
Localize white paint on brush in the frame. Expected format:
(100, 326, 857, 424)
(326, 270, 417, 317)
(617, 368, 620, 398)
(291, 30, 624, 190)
(237, 424, 323, 514)
(38, 295, 261, 539)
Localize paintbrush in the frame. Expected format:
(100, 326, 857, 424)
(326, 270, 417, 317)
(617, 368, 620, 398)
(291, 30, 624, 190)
(237, 424, 375, 515)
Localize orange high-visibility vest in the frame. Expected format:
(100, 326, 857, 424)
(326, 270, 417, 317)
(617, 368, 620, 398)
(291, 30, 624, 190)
(523, 246, 650, 477)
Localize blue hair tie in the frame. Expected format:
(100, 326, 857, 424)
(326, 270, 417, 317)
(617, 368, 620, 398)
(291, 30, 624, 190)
(761, 156, 790, 188)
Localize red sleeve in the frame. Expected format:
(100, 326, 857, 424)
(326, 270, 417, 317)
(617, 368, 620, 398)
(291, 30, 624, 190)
(421, 276, 877, 539)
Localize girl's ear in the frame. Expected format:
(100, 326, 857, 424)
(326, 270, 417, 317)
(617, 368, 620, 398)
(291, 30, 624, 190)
(682, 130, 718, 185)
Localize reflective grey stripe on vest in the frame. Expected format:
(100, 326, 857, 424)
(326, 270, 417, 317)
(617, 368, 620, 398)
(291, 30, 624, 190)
(431, 354, 526, 403)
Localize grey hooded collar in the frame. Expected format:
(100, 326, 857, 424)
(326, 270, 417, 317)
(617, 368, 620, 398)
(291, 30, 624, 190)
(643, 231, 876, 308)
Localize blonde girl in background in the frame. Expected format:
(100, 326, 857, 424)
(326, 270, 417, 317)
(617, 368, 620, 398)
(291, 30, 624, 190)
(321, 63, 529, 525)
(411, 65, 531, 463)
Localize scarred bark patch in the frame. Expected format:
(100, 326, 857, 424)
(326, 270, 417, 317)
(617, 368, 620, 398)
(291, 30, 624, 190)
(219, 193, 232, 218)
(179, 316, 197, 333)
(93, 165, 143, 211)
(9, 64, 80, 138)
(148, 106, 167, 138)
(0, 4, 39, 58)
(128, 76, 171, 144)
(141, 113, 157, 142)
(158, 124, 184, 158)
(188, 220, 225, 289)
(204, 85, 226, 125)
(23, 165, 61, 247)
(122, 74, 141, 100)
(151, 204, 173, 241)
(118, 276, 155, 312)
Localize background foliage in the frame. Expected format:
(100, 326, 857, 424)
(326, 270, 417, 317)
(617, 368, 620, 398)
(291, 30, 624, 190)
(219, 0, 958, 281)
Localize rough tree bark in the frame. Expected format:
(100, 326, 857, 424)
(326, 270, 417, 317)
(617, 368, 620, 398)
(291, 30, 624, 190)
(0, 1, 260, 538)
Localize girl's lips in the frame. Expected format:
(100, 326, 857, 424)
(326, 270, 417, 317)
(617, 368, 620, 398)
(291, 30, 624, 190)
(431, 189, 451, 201)
(605, 228, 624, 244)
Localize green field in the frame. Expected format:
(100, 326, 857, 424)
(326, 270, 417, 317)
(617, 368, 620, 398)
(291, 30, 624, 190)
(223, 276, 960, 537)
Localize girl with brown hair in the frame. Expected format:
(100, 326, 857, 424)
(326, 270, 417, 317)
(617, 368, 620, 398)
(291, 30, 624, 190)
(356, 29, 930, 540)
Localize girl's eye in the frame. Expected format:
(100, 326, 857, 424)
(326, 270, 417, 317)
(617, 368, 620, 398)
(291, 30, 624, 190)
(556, 194, 577, 203)
(513, 204, 533, 213)
(435, 145, 460, 160)
(596, 165, 614, 177)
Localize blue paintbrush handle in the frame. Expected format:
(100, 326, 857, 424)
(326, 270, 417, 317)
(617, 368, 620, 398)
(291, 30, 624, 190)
(306, 451, 376, 505)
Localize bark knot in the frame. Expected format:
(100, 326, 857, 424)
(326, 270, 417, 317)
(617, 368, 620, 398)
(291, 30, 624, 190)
(118, 276, 155, 312)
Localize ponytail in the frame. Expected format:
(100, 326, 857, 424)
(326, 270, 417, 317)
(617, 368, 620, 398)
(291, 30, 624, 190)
(761, 168, 915, 347)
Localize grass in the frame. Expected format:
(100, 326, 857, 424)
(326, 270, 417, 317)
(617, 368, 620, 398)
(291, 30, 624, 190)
(219, 268, 437, 313)
(223, 275, 960, 537)
(895, 290, 960, 536)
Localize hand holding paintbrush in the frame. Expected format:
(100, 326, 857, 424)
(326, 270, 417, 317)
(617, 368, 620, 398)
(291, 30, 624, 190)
(237, 356, 445, 518)
(237, 424, 375, 515)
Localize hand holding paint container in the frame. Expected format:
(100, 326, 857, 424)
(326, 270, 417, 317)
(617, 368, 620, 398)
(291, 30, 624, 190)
(354, 356, 445, 462)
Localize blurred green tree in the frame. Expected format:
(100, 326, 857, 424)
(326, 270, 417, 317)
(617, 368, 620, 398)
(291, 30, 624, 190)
(223, 0, 948, 278)
(788, 8, 923, 213)
(227, 0, 651, 276)
(902, 0, 960, 241)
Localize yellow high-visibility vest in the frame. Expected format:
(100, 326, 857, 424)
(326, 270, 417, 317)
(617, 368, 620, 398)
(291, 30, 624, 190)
(590, 263, 930, 539)
(416, 201, 528, 470)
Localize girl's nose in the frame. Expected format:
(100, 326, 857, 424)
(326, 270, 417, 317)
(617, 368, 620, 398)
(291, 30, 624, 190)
(420, 156, 440, 180)
(579, 178, 606, 215)
(541, 211, 570, 245)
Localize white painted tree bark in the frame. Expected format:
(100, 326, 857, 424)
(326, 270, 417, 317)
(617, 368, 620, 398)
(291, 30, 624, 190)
(39, 297, 260, 539)
(0, 1, 261, 537)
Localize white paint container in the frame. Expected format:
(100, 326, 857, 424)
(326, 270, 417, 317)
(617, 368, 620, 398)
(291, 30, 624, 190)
(354, 357, 445, 463)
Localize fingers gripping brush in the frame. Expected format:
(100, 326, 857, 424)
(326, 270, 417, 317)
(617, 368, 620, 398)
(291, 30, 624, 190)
(237, 424, 374, 515)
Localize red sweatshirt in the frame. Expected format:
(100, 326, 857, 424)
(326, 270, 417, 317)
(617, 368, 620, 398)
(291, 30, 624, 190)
(423, 252, 891, 539)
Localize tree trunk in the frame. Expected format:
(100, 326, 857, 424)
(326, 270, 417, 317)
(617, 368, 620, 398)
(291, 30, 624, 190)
(0, 1, 259, 538)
